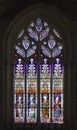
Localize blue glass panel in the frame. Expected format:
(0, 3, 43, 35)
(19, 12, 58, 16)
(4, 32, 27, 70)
(52, 94, 63, 124)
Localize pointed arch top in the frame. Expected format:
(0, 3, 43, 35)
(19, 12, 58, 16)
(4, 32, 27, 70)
(4, 3, 72, 63)
(3, 3, 72, 128)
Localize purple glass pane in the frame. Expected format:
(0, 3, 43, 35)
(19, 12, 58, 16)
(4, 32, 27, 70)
(35, 18, 42, 32)
(52, 58, 63, 78)
(39, 27, 49, 41)
(27, 48, 35, 57)
(15, 46, 25, 57)
(52, 47, 62, 57)
(28, 28, 38, 41)
(22, 39, 30, 50)
(42, 48, 51, 57)
(17, 29, 24, 39)
(53, 29, 61, 39)
(41, 45, 51, 57)
(48, 39, 56, 49)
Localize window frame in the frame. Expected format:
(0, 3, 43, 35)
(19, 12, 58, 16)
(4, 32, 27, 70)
(3, 3, 72, 129)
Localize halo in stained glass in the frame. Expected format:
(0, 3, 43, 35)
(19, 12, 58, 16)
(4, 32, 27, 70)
(17, 29, 24, 39)
(48, 39, 56, 49)
(22, 39, 30, 50)
(27, 48, 35, 57)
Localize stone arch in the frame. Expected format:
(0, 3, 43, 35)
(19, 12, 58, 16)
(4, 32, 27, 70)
(3, 3, 73, 129)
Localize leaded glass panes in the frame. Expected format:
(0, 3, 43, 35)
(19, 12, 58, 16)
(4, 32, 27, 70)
(40, 59, 51, 123)
(52, 58, 63, 124)
(22, 39, 30, 50)
(48, 39, 56, 49)
(14, 18, 64, 124)
(52, 58, 63, 78)
(26, 58, 37, 123)
(14, 59, 25, 123)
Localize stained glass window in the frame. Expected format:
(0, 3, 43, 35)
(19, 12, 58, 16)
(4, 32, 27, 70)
(14, 18, 64, 124)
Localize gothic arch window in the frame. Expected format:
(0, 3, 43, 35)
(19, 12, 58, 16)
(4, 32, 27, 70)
(3, 4, 72, 129)
(14, 18, 64, 124)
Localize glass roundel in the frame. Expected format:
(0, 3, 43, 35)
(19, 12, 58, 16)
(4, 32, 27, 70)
(14, 18, 64, 124)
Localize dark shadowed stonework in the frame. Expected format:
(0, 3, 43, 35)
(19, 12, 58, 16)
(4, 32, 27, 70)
(0, 0, 77, 130)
